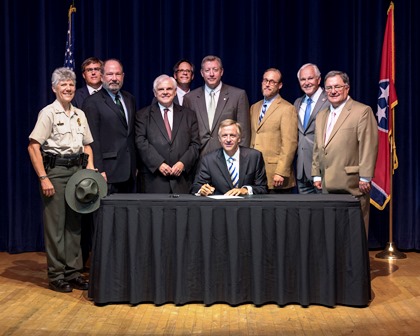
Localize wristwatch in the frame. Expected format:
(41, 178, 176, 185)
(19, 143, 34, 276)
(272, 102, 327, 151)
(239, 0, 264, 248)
(39, 175, 48, 180)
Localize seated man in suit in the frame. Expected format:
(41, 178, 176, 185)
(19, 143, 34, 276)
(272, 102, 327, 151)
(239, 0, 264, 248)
(192, 119, 267, 196)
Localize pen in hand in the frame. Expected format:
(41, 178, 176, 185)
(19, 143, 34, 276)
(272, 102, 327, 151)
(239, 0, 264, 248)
(198, 183, 215, 196)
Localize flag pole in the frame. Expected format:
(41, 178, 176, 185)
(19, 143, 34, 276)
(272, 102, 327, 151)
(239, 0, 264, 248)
(375, 107, 405, 259)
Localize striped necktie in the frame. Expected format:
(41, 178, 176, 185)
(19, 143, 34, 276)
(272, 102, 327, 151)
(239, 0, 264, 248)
(228, 157, 239, 188)
(259, 102, 267, 123)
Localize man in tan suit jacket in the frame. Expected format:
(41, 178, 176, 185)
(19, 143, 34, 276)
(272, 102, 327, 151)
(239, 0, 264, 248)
(250, 68, 298, 192)
(312, 70, 378, 235)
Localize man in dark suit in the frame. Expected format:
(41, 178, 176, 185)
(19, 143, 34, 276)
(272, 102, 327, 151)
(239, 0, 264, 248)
(82, 58, 137, 194)
(72, 57, 103, 108)
(192, 119, 267, 196)
(136, 74, 200, 194)
(71, 56, 103, 269)
(294, 63, 329, 194)
(183, 55, 250, 157)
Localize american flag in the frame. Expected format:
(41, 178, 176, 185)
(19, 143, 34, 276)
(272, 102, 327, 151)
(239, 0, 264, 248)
(370, 2, 398, 210)
(63, 5, 76, 71)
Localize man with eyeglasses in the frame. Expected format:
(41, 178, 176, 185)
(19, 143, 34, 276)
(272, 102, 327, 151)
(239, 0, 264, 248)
(72, 57, 103, 108)
(151, 59, 195, 106)
(250, 68, 298, 193)
(312, 70, 378, 235)
(294, 63, 329, 194)
(183, 55, 250, 157)
(173, 59, 194, 105)
(82, 59, 137, 194)
(71, 57, 104, 271)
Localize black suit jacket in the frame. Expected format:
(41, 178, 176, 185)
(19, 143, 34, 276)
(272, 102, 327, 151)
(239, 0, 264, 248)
(191, 146, 268, 195)
(72, 86, 90, 109)
(135, 103, 200, 194)
(82, 88, 137, 184)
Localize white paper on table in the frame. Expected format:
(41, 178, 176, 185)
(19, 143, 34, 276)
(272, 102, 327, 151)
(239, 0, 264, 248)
(206, 195, 243, 199)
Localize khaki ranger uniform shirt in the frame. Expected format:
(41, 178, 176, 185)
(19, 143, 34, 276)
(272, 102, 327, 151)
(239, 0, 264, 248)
(29, 100, 93, 154)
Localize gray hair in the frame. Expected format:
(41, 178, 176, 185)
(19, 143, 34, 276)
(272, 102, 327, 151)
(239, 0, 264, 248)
(201, 55, 223, 70)
(297, 63, 321, 79)
(217, 119, 242, 139)
(324, 70, 350, 86)
(153, 74, 177, 92)
(51, 67, 76, 87)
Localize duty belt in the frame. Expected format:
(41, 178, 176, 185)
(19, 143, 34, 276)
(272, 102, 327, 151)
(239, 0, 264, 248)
(42, 152, 89, 169)
(55, 156, 83, 167)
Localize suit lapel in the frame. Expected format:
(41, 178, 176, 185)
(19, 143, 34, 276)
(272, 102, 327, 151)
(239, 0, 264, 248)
(102, 90, 128, 129)
(151, 104, 171, 142)
(212, 85, 229, 130)
(171, 105, 184, 141)
(216, 150, 234, 188)
(258, 96, 281, 129)
(121, 91, 134, 130)
(311, 91, 329, 126)
(252, 101, 263, 131)
(325, 98, 353, 146)
(238, 148, 249, 186)
(195, 88, 210, 131)
(296, 96, 305, 131)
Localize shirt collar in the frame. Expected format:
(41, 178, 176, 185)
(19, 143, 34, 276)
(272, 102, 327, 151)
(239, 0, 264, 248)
(158, 103, 174, 111)
(306, 87, 323, 103)
(87, 85, 102, 95)
(205, 82, 222, 95)
(223, 147, 240, 161)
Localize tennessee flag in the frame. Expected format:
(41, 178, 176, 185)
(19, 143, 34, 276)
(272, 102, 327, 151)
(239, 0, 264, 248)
(63, 5, 76, 71)
(371, 2, 398, 210)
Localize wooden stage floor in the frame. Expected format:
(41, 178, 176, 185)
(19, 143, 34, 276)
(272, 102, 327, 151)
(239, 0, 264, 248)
(1, 251, 420, 335)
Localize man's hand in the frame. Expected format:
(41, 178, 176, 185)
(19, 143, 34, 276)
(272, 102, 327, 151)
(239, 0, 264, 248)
(159, 163, 172, 176)
(198, 183, 215, 196)
(170, 161, 184, 177)
(225, 187, 248, 196)
(273, 174, 284, 188)
(359, 181, 371, 194)
(313, 181, 322, 190)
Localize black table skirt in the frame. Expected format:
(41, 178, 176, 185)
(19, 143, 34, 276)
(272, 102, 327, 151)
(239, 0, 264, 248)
(88, 194, 371, 307)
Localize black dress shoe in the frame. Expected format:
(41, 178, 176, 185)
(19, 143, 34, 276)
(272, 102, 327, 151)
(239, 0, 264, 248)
(68, 276, 89, 290)
(49, 279, 72, 293)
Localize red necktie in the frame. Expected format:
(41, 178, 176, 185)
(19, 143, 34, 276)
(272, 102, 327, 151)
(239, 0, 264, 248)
(163, 108, 172, 140)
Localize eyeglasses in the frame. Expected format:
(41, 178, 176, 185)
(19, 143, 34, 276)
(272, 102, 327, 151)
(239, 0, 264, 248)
(176, 69, 192, 74)
(262, 79, 279, 86)
(85, 67, 101, 73)
(325, 85, 348, 92)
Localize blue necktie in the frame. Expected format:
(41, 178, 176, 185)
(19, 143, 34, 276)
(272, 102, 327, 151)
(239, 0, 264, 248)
(259, 102, 268, 124)
(303, 97, 312, 129)
(228, 157, 239, 188)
